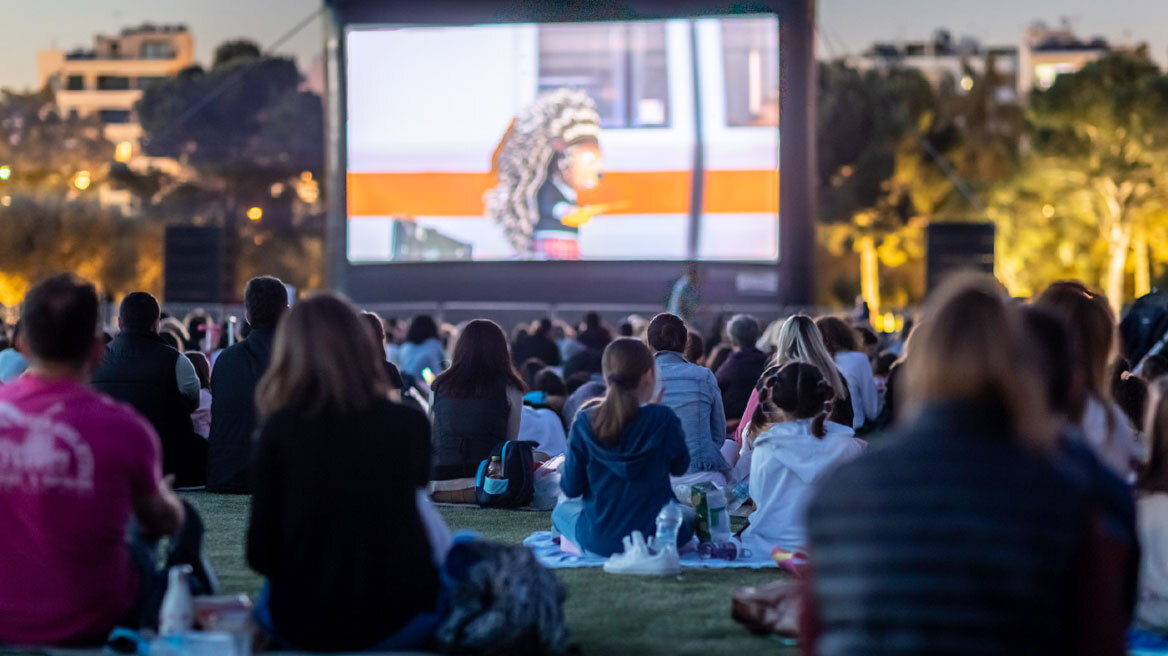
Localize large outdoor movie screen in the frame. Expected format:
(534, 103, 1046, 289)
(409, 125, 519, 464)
(345, 16, 779, 263)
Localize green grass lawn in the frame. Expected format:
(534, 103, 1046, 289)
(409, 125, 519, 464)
(183, 492, 795, 656)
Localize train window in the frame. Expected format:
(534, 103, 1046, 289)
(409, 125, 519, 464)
(537, 22, 670, 129)
(721, 17, 779, 127)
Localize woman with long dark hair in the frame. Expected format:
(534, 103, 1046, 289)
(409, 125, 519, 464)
(554, 338, 692, 557)
(248, 294, 444, 652)
(429, 319, 525, 504)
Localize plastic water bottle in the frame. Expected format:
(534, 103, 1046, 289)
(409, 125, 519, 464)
(486, 455, 503, 479)
(159, 565, 194, 636)
(653, 502, 685, 553)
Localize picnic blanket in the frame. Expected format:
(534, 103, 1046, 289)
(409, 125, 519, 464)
(522, 531, 777, 569)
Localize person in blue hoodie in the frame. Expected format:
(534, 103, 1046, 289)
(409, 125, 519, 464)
(554, 338, 693, 557)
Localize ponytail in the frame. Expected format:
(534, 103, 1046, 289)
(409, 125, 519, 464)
(751, 362, 834, 442)
(590, 338, 655, 446)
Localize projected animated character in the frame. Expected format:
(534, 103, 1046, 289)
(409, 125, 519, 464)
(487, 89, 624, 260)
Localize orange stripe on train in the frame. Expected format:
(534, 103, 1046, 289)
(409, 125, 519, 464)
(347, 170, 778, 217)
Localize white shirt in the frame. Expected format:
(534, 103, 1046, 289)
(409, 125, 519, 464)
(519, 406, 567, 458)
(191, 388, 212, 439)
(739, 419, 865, 552)
(1138, 494, 1168, 632)
(1081, 395, 1138, 480)
(835, 351, 880, 428)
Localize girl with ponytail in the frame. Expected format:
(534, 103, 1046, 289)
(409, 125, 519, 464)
(554, 338, 694, 557)
(738, 362, 865, 552)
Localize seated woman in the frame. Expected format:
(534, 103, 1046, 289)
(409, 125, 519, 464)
(738, 362, 864, 553)
(429, 319, 525, 504)
(1137, 377, 1168, 633)
(247, 294, 446, 652)
(555, 338, 693, 557)
(646, 313, 730, 499)
(816, 316, 880, 430)
(400, 314, 447, 382)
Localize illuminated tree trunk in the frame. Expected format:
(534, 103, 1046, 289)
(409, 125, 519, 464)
(1105, 223, 1131, 314)
(1134, 225, 1151, 299)
(858, 235, 881, 317)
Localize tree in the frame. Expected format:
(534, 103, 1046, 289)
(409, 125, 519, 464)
(0, 195, 160, 305)
(1021, 52, 1168, 309)
(134, 40, 325, 292)
(0, 88, 113, 193)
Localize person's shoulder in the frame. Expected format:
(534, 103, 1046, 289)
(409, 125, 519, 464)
(380, 397, 429, 425)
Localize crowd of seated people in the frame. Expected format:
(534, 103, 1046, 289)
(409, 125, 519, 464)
(10, 268, 1168, 655)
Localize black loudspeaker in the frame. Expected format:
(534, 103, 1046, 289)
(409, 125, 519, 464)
(164, 226, 227, 303)
(926, 222, 995, 293)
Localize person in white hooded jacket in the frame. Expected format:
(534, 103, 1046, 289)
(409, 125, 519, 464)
(739, 362, 866, 553)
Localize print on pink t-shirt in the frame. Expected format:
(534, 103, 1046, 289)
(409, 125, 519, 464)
(0, 375, 160, 646)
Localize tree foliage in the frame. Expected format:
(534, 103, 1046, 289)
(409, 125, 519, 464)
(992, 52, 1168, 306)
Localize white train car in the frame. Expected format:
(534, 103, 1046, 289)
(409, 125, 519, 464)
(345, 15, 779, 262)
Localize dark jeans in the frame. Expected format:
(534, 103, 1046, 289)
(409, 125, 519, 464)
(121, 500, 216, 631)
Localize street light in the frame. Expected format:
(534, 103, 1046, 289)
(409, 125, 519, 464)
(72, 170, 91, 191)
(246, 206, 263, 221)
(0, 166, 10, 181)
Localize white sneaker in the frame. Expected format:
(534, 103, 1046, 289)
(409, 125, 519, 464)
(603, 531, 681, 576)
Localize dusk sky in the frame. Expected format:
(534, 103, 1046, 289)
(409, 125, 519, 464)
(1, 0, 1168, 90)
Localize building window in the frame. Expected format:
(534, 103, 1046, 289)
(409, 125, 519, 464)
(538, 22, 670, 129)
(136, 76, 164, 90)
(721, 16, 779, 127)
(65, 75, 85, 91)
(97, 75, 131, 91)
(140, 41, 176, 60)
(98, 109, 132, 124)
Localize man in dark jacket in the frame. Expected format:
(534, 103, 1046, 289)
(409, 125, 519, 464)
(92, 292, 204, 486)
(715, 314, 767, 421)
(206, 276, 287, 493)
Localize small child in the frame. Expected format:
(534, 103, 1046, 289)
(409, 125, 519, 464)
(738, 362, 865, 552)
(185, 351, 212, 439)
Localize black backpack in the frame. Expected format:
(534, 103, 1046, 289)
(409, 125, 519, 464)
(474, 440, 538, 508)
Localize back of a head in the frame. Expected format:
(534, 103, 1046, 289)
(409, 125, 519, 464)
(684, 331, 705, 364)
(646, 313, 687, 353)
(591, 337, 655, 445)
(521, 357, 547, 390)
(751, 361, 834, 439)
(727, 314, 761, 349)
(405, 314, 439, 345)
(906, 274, 1050, 448)
(873, 352, 899, 377)
(585, 312, 601, 329)
(774, 315, 847, 399)
(534, 369, 567, 397)
(256, 293, 388, 418)
(22, 274, 100, 367)
(535, 318, 553, 338)
(119, 291, 160, 333)
(1141, 378, 1168, 493)
(360, 311, 387, 349)
(1016, 305, 1083, 421)
(185, 351, 211, 389)
(1034, 281, 1114, 401)
(244, 276, 288, 331)
(816, 316, 858, 355)
(618, 322, 635, 337)
(434, 318, 524, 398)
